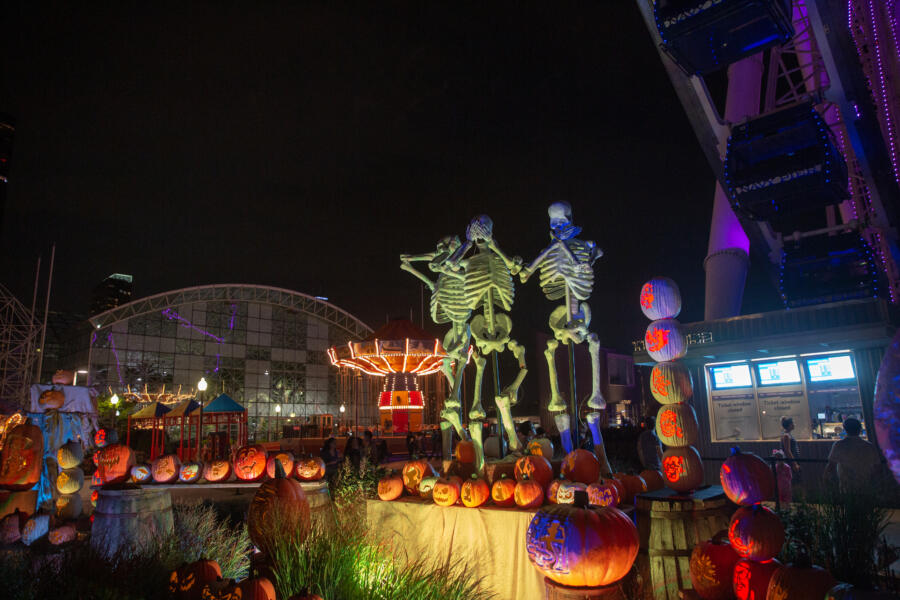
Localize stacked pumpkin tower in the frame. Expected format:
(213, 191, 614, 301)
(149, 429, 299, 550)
(640, 278, 704, 493)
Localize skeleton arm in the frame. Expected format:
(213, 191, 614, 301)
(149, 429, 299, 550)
(519, 243, 557, 283)
(485, 239, 523, 275)
(400, 253, 438, 291)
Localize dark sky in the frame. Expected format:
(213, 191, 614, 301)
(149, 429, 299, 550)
(1, 2, 780, 351)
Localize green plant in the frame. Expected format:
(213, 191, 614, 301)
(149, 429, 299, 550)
(172, 500, 252, 580)
(331, 456, 388, 508)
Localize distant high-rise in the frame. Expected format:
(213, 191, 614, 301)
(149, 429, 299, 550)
(0, 114, 14, 232)
(91, 274, 133, 315)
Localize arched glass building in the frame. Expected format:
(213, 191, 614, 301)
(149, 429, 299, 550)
(85, 284, 374, 440)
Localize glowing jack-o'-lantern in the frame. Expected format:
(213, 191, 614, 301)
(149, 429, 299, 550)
(555, 481, 587, 505)
(93, 428, 118, 448)
(202, 459, 232, 483)
(720, 447, 774, 506)
(169, 558, 222, 600)
(732, 558, 781, 600)
(514, 476, 544, 509)
(295, 457, 326, 481)
(656, 403, 700, 447)
(377, 471, 404, 501)
(57, 441, 84, 470)
(418, 475, 439, 500)
(491, 474, 516, 507)
(178, 462, 202, 483)
(662, 446, 704, 493)
(586, 480, 620, 508)
(561, 449, 601, 484)
(645, 319, 687, 362)
(526, 493, 639, 587)
(151, 453, 182, 484)
(514, 454, 553, 488)
(130, 463, 152, 483)
(689, 530, 740, 600)
(97, 444, 136, 485)
(233, 445, 267, 482)
(57, 468, 84, 494)
(0, 420, 43, 491)
(460, 474, 490, 508)
(546, 477, 570, 504)
(640, 277, 682, 321)
(650, 361, 693, 404)
(265, 452, 294, 480)
(526, 438, 554, 459)
(727, 505, 784, 561)
(401, 457, 436, 495)
(432, 476, 463, 507)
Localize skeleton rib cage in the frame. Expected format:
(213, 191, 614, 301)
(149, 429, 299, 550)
(538, 239, 596, 302)
(464, 251, 515, 311)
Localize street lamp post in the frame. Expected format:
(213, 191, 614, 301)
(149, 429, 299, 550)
(274, 404, 281, 442)
(197, 377, 207, 460)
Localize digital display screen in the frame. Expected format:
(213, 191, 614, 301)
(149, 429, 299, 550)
(756, 360, 801, 386)
(807, 355, 855, 382)
(710, 364, 752, 389)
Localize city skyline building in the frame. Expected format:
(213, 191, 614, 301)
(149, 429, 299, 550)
(90, 273, 134, 315)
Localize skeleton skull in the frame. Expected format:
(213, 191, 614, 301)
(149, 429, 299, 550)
(467, 215, 494, 242)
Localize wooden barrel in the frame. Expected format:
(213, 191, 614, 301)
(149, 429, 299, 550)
(634, 486, 734, 600)
(299, 481, 331, 522)
(91, 488, 174, 558)
(544, 578, 625, 600)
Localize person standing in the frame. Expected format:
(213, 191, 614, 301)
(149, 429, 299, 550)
(824, 417, 883, 490)
(320, 437, 341, 479)
(637, 416, 662, 471)
(780, 417, 800, 480)
(772, 449, 792, 504)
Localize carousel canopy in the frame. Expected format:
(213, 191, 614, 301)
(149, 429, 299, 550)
(166, 398, 200, 417)
(130, 401, 171, 419)
(327, 318, 446, 377)
(204, 393, 245, 413)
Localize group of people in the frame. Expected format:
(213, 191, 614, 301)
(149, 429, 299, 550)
(318, 430, 389, 479)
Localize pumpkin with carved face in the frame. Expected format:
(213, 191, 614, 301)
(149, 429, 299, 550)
(727, 505, 784, 561)
(169, 558, 222, 600)
(555, 481, 587, 505)
(57, 468, 84, 494)
(514, 477, 544, 509)
(662, 446, 704, 493)
(295, 456, 326, 481)
(202, 460, 232, 483)
(546, 477, 570, 504)
(55, 493, 82, 520)
(0, 420, 43, 491)
(93, 427, 118, 448)
(656, 403, 700, 447)
(233, 444, 268, 482)
(732, 558, 781, 600)
(432, 476, 463, 507)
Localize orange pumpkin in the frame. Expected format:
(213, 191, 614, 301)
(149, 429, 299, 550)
(237, 576, 277, 600)
(546, 477, 570, 504)
(97, 444, 136, 485)
(689, 530, 740, 600)
(765, 551, 837, 600)
(200, 579, 241, 600)
(727, 505, 784, 561)
(202, 460, 232, 483)
(178, 462, 202, 483)
(561, 449, 601, 484)
(52, 370, 75, 385)
(613, 473, 647, 504)
(377, 471, 405, 501)
(650, 360, 693, 404)
(460, 474, 490, 508)
(514, 454, 553, 488)
(720, 447, 774, 506)
(525, 495, 639, 587)
(233, 444, 268, 482)
(733, 558, 781, 600)
(656, 403, 700, 447)
(514, 477, 544, 509)
(454, 440, 476, 463)
(295, 456, 326, 481)
(432, 476, 463, 507)
(38, 388, 65, 409)
(130, 463, 152, 483)
(288, 589, 324, 600)
(586, 479, 620, 508)
(401, 457, 437, 494)
(640, 469, 665, 492)
(151, 453, 181, 484)
(491, 474, 516, 507)
(555, 481, 587, 504)
(0, 420, 43, 490)
(169, 558, 222, 600)
(662, 446, 704, 493)
(265, 452, 295, 479)
(247, 459, 310, 555)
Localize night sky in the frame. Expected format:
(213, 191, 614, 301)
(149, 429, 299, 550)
(1, 2, 781, 352)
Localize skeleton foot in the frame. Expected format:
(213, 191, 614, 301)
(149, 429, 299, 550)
(553, 412, 573, 455)
(494, 394, 521, 453)
(469, 419, 486, 474)
(586, 412, 613, 476)
(544, 339, 566, 412)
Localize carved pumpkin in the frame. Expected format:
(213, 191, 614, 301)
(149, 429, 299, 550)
(0, 420, 43, 491)
(52, 370, 75, 385)
(640, 277, 682, 321)
(662, 446, 704, 493)
(607, 478, 628, 506)
(418, 475, 439, 500)
(97, 444, 136, 485)
(0, 509, 26, 544)
(526, 494, 639, 587)
(233, 444, 268, 482)
(93, 427, 118, 448)
(288, 589, 324, 600)
(247, 459, 310, 555)
(650, 361, 693, 404)
(733, 558, 781, 600)
(491, 474, 516, 507)
(39, 388, 65, 409)
(151, 453, 182, 484)
(720, 447, 775, 506)
(295, 456, 326, 481)
(57, 468, 84, 494)
(514, 454, 553, 488)
(514, 476, 544, 509)
(432, 476, 463, 507)
(587, 479, 620, 508)
(460, 474, 490, 508)
(91, 470, 104, 487)
(546, 476, 570, 504)
(613, 473, 647, 504)
(556, 481, 587, 504)
(200, 579, 241, 600)
(455, 440, 476, 463)
(765, 550, 837, 600)
(377, 471, 405, 501)
(656, 403, 700, 447)
(237, 576, 277, 600)
(57, 441, 84, 469)
(640, 469, 665, 492)
(645, 319, 687, 362)
(203, 459, 232, 483)
(48, 523, 77, 545)
(401, 457, 437, 495)
(728, 505, 784, 561)
(561, 449, 601, 484)
(131, 463, 152, 483)
(21, 513, 49, 546)
(527, 438, 554, 458)
(179, 462, 202, 483)
(690, 530, 740, 600)
(169, 558, 222, 600)
(55, 492, 82, 520)
(265, 452, 295, 479)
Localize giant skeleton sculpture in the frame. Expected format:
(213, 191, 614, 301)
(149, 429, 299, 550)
(520, 202, 613, 474)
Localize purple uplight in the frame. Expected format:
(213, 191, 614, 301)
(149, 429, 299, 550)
(162, 308, 225, 343)
(228, 304, 237, 331)
(107, 333, 124, 385)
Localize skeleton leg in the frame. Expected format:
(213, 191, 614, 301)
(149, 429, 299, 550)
(440, 355, 466, 442)
(586, 412, 613, 476)
(545, 339, 565, 412)
(586, 333, 606, 410)
(468, 352, 487, 421)
(469, 418, 485, 474)
(440, 419, 453, 462)
(496, 340, 527, 454)
(554, 412, 573, 455)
